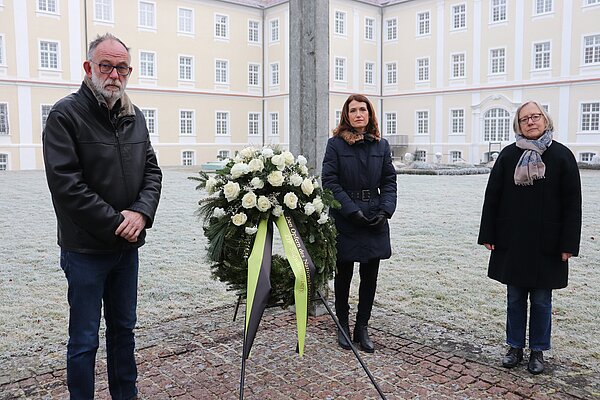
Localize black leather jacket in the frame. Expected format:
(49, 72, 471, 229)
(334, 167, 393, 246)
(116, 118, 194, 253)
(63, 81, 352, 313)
(43, 79, 162, 253)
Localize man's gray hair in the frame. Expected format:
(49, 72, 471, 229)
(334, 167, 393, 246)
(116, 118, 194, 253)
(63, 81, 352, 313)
(87, 33, 130, 61)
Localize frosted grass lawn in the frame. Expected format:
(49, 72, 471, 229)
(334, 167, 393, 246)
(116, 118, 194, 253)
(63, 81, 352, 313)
(0, 167, 598, 383)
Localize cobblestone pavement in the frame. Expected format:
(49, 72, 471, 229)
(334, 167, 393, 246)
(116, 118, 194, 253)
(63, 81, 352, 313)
(1, 304, 597, 399)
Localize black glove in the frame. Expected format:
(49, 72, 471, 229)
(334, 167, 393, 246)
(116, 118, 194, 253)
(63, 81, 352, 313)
(368, 212, 388, 227)
(349, 210, 370, 227)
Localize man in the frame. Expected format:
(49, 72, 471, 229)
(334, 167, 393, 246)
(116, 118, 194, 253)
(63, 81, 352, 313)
(43, 33, 162, 399)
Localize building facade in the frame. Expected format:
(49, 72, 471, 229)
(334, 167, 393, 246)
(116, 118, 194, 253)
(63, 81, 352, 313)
(0, 0, 599, 170)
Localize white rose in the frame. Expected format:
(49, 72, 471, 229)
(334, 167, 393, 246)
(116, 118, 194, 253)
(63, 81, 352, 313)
(301, 178, 314, 196)
(289, 173, 303, 186)
(267, 170, 284, 187)
(234, 153, 244, 163)
(205, 177, 218, 194)
(262, 147, 274, 158)
(241, 191, 257, 209)
(231, 212, 248, 226)
(312, 196, 324, 213)
(250, 177, 264, 189)
(297, 155, 307, 166)
(282, 151, 295, 166)
(272, 205, 283, 217)
(299, 165, 309, 176)
(313, 179, 320, 189)
(248, 158, 264, 172)
(271, 154, 285, 169)
(213, 207, 226, 218)
(256, 196, 271, 212)
(304, 202, 316, 216)
(240, 147, 256, 159)
(283, 192, 298, 209)
(230, 163, 249, 179)
(245, 226, 258, 235)
(223, 181, 241, 202)
(317, 213, 329, 225)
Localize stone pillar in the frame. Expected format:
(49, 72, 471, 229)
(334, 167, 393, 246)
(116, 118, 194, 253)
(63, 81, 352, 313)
(289, 0, 329, 176)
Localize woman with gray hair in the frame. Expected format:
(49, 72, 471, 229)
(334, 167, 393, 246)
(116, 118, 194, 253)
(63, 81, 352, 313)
(478, 100, 582, 374)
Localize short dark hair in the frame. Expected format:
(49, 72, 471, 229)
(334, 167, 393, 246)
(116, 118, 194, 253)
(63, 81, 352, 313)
(333, 94, 380, 137)
(87, 33, 130, 61)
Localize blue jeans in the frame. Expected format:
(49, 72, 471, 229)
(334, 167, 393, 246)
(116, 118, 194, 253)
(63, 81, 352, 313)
(60, 249, 139, 400)
(506, 285, 552, 351)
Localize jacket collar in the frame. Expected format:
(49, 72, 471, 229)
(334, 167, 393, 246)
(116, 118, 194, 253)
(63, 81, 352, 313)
(336, 129, 381, 145)
(83, 76, 135, 119)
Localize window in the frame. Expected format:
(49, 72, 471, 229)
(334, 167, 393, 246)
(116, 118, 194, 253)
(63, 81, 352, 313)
(580, 152, 596, 162)
(37, 0, 57, 13)
(415, 150, 427, 161)
(581, 102, 600, 132)
(365, 18, 375, 40)
(335, 11, 346, 35)
(180, 110, 194, 135)
(0, 154, 7, 170)
(334, 57, 346, 81)
(452, 53, 466, 78)
(270, 19, 279, 43)
(533, 42, 551, 70)
(270, 63, 279, 85)
(142, 109, 156, 135)
(483, 108, 510, 141)
(335, 110, 342, 127)
(139, 51, 156, 78)
(0, 103, 8, 135)
(215, 60, 228, 83)
(417, 12, 430, 36)
(385, 18, 397, 41)
(365, 62, 374, 85)
(386, 62, 397, 84)
(216, 112, 229, 135)
(451, 109, 465, 134)
(94, 0, 113, 22)
(490, 0, 507, 22)
(385, 113, 397, 135)
(182, 151, 194, 166)
(584, 0, 600, 4)
(139, 1, 155, 28)
(535, 0, 552, 14)
(452, 4, 466, 29)
(416, 111, 429, 134)
(417, 58, 430, 81)
(41, 104, 52, 130)
(218, 150, 230, 160)
(0, 35, 5, 65)
(215, 14, 228, 38)
(270, 113, 279, 136)
(490, 48, 506, 74)
(583, 35, 600, 65)
(248, 113, 260, 136)
(248, 20, 260, 43)
(179, 56, 193, 81)
(248, 64, 260, 86)
(39, 41, 59, 70)
(178, 8, 193, 34)
(450, 151, 462, 163)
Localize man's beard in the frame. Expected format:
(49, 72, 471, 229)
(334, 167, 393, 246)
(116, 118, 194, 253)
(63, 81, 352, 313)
(91, 71, 126, 106)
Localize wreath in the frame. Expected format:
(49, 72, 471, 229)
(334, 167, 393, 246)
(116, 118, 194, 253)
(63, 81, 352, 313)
(191, 146, 340, 308)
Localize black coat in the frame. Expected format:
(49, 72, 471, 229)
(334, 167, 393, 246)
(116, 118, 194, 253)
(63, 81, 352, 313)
(478, 141, 582, 289)
(322, 136, 397, 263)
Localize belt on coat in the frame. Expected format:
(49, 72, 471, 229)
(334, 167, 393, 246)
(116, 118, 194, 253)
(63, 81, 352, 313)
(347, 189, 378, 201)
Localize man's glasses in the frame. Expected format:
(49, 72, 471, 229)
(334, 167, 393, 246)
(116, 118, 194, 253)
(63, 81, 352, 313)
(518, 113, 543, 125)
(90, 61, 131, 76)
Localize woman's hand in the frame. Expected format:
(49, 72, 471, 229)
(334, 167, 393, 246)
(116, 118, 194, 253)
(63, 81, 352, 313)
(483, 243, 495, 251)
(349, 210, 370, 227)
(561, 252, 572, 262)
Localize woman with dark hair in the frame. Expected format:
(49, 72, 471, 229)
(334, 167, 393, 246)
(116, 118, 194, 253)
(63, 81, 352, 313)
(478, 100, 582, 374)
(322, 94, 397, 353)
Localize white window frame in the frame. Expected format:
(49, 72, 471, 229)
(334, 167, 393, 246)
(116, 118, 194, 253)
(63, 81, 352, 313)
(483, 107, 511, 141)
(579, 152, 596, 162)
(489, 47, 506, 74)
(450, 109, 465, 134)
(580, 102, 600, 132)
(141, 108, 157, 135)
(583, 34, 600, 65)
(217, 150, 230, 161)
(248, 112, 260, 136)
(534, 0, 553, 15)
(334, 10, 346, 36)
(584, 0, 600, 6)
(37, 0, 58, 14)
(0, 153, 7, 171)
(178, 7, 194, 34)
(39, 40, 60, 70)
(270, 62, 280, 86)
(179, 55, 194, 81)
(248, 63, 260, 86)
(335, 110, 342, 127)
(215, 14, 229, 39)
(385, 18, 397, 41)
(385, 62, 397, 85)
(416, 11, 430, 36)
(415, 150, 427, 162)
(41, 104, 52, 131)
(450, 151, 462, 163)
(0, 103, 9, 135)
(416, 57, 430, 82)
(248, 20, 260, 43)
(215, 59, 228, 84)
(0, 34, 5, 66)
(365, 62, 375, 85)
(270, 19, 279, 43)
(452, 4, 466, 30)
(179, 110, 194, 136)
(385, 113, 397, 135)
(334, 57, 346, 82)
(215, 111, 230, 136)
(139, 51, 156, 78)
(269, 112, 279, 136)
(94, 0, 113, 23)
(365, 17, 375, 41)
(416, 110, 429, 135)
(490, 0, 507, 23)
(533, 41, 551, 70)
(182, 150, 194, 166)
(451, 52, 466, 78)
(138, 1, 156, 29)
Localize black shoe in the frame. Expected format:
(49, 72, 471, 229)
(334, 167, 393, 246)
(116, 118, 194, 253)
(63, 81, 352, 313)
(501, 347, 523, 368)
(353, 324, 374, 353)
(337, 323, 351, 350)
(528, 351, 544, 375)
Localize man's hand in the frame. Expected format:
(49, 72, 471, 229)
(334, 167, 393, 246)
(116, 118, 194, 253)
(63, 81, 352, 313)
(115, 210, 147, 242)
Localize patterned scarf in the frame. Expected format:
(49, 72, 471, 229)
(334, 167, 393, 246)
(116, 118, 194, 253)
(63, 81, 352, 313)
(514, 130, 553, 186)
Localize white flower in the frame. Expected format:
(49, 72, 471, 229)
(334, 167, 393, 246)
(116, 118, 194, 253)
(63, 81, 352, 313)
(299, 165, 309, 176)
(262, 147, 274, 158)
(312, 196, 324, 213)
(317, 213, 329, 225)
(256, 196, 271, 212)
(248, 158, 264, 172)
(223, 181, 241, 202)
(241, 191, 257, 209)
(250, 177, 265, 189)
(304, 202, 316, 216)
(297, 155, 307, 166)
(271, 154, 286, 170)
(283, 192, 298, 209)
(289, 173, 303, 186)
(205, 177, 218, 194)
(231, 212, 248, 226)
(282, 151, 295, 166)
(267, 170, 284, 187)
(272, 205, 283, 217)
(234, 153, 244, 163)
(213, 207, 226, 218)
(230, 163, 249, 179)
(301, 178, 314, 196)
(245, 226, 258, 235)
(240, 147, 257, 159)
(313, 179, 320, 189)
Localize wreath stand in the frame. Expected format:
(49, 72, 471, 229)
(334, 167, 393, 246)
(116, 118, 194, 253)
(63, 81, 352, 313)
(234, 291, 387, 400)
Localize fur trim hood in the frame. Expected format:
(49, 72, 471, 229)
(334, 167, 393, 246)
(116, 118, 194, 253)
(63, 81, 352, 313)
(335, 129, 381, 145)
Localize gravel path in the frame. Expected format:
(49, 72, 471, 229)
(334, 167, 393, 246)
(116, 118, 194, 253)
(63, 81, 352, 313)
(1, 167, 598, 386)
